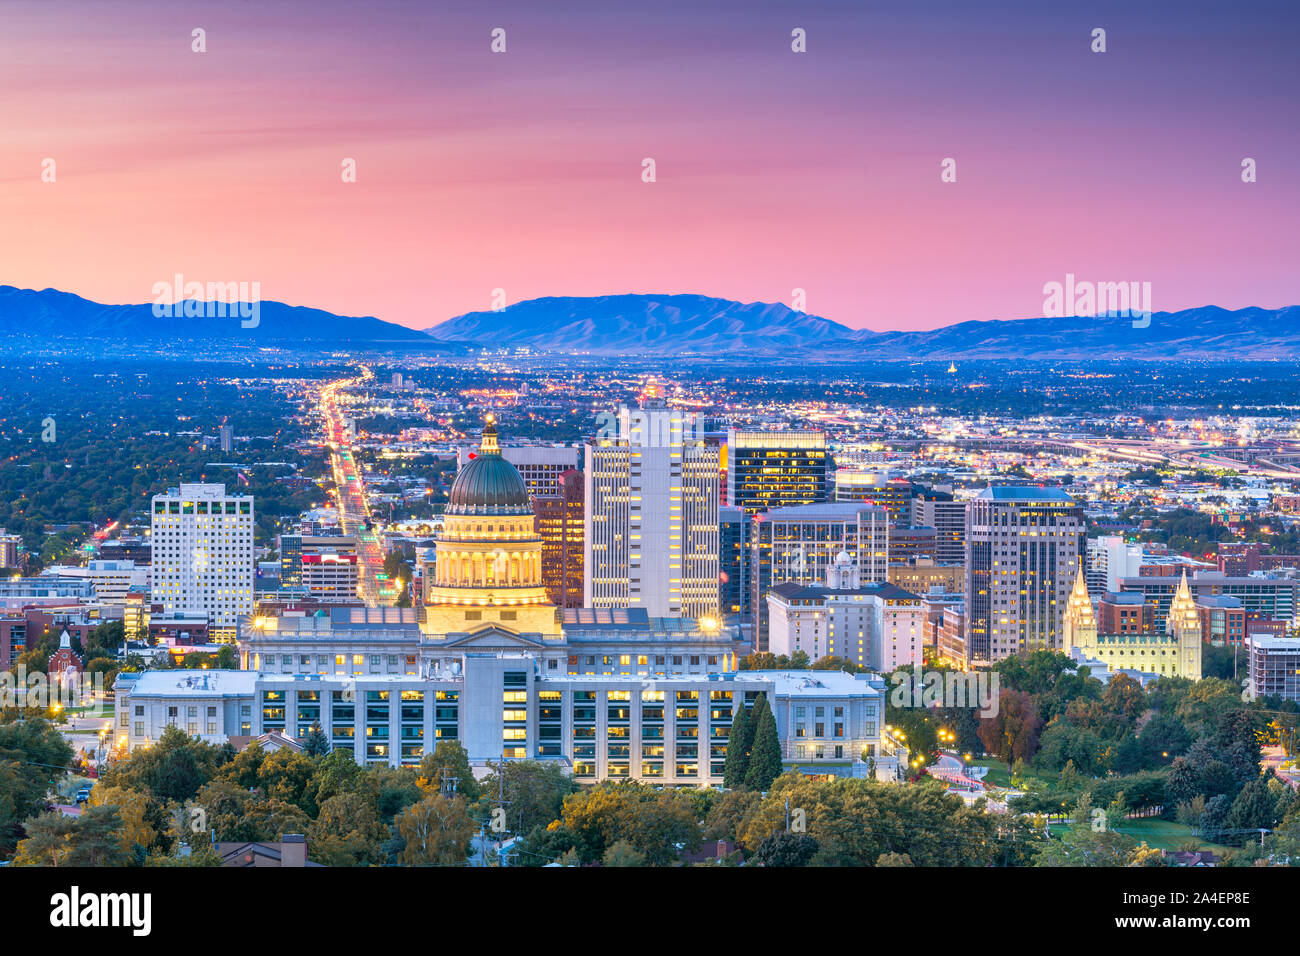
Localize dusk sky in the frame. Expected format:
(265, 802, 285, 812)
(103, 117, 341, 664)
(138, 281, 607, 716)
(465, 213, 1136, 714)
(1, 0, 1295, 331)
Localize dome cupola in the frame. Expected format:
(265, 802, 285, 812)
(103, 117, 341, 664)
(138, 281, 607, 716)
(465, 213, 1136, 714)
(447, 417, 531, 516)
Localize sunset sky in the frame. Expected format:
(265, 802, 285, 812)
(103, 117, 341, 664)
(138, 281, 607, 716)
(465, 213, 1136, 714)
(0, 0, 1295, 331)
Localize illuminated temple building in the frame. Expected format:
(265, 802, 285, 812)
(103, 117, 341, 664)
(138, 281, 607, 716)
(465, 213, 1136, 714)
(1063, 568, 1202, 681)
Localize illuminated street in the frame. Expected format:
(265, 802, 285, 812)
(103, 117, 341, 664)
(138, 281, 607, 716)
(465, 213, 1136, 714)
(320, 367, 397, 606)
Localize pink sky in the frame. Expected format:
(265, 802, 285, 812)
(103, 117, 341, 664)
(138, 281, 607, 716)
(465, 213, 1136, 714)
(0, 0, 1295, 331)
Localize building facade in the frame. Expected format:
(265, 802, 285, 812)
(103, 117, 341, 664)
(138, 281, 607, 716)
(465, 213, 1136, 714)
(748, 503, 889, 650)
(534, 468, 584, 608)
(584, 401, 720, 619)
(1064, 570, 1202, 680)
(767, 557, 925, 671)
(150, 483, 254, 639)
(965, 486, 1085, 664)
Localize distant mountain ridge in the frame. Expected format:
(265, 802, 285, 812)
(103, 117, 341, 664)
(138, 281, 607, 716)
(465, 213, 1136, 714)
(0, 285, 427, 343)
(3, 285, 1297, 358)
(426, 294, 1300, 359)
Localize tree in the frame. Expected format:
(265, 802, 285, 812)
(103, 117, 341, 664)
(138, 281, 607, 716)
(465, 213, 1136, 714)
(309, 791, 388, 866)
(67, 804, 129, 866)
(743, 694, 783, 792)
(89, 785, 157, 852)
(722, 700, 752, 789)
(517, 822, 578, 867)
(753, 831, 819, 867)
(561, 784, 699, 866)
(876, 851, 914, 866)
(395, 793, 475, 865)
(0, 717, 74, 854)
(13, 806, 128, 867)
(11, 811, 79, 866)
(978, 689, 1043, 763)
(309, 747, 376, 808)
(478, 759, 576, 836)
(302, 722, 330, 758)
(1224, 777, 1280, 843)
(602, 839, 646, 867)
(416, 740, 480, 801)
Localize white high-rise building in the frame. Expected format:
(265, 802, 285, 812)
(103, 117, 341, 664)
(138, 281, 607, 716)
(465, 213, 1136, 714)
(584, 400, 720, 619)
(1086, 534, 1143, 596)
(150, 483, 254, 637)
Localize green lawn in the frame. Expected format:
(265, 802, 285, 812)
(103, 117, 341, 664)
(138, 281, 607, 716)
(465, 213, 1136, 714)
(967, 759, 1014, 788)
(1108, 818, 1232, 853)
(1045, 817, 1232, 853)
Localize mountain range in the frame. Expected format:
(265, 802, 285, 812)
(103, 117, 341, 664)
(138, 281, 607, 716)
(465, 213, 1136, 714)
(0, 285, 428, 344)
(426, 294, 1300, 359)
(2, 285, 1297, 359)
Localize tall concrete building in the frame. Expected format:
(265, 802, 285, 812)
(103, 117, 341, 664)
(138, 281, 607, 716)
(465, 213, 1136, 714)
(719, 506, 746, 620)
(726, 429, 829, 513)
(726, 429, 830, 639)
(1086, 534, 1142, 597)
(0, 529, 21, 568)
(534, 468, 584, 608)
(835, 472, 913, 525)
(748, 502, 889, 650)
(913, 493, 967, 564)
(150, 482, 254, 639)
(964, 486, 1085, 664)
(585, 401, 720, 619)
(280, 535, 358, 589)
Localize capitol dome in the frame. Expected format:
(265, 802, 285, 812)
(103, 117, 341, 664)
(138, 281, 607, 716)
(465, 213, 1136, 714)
(447, 419, 531, 516)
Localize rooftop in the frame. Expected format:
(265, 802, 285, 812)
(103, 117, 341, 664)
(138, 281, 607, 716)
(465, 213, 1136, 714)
(976, 485, 1076, 503)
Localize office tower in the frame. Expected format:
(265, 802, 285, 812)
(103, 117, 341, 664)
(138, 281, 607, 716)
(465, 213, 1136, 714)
(150, 483, 254, 638)
(719, 506, 745, 620)
(726, 429, 829, 513)
(913, 493, 966, 564)
(219, 422, 234, 453)
(534, 468, 584, 608)
(1117, 571, 1300, 631)
(456, 443, 579, 499)
(748, 502, 889, 650)
(585, 400, 720, 619)
(280, 534, 358, 588)
(887, 526, 938, 564)
(1085, 534, 1142, 597)
(726, 429, 829, 637)
(835, 472, 913, 525)
(391, 372, 403, 388)
(964, 486, 1085, 664)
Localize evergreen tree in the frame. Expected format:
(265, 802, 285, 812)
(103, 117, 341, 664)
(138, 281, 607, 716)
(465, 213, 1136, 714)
(303, 722, 330, 758)
(722, 698, 752, 789)
(744, 694, 783, 792)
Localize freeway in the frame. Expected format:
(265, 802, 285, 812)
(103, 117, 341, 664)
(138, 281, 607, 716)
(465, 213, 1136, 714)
(320, 368, 397, 606)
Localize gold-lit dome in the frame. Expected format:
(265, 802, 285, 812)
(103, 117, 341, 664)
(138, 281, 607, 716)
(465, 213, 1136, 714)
(447, 420, 531, 516)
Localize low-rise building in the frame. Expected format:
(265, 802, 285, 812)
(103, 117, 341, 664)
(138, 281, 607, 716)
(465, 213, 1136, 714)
(114, 657, 901, 783)
(766, 555, 924, 671)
